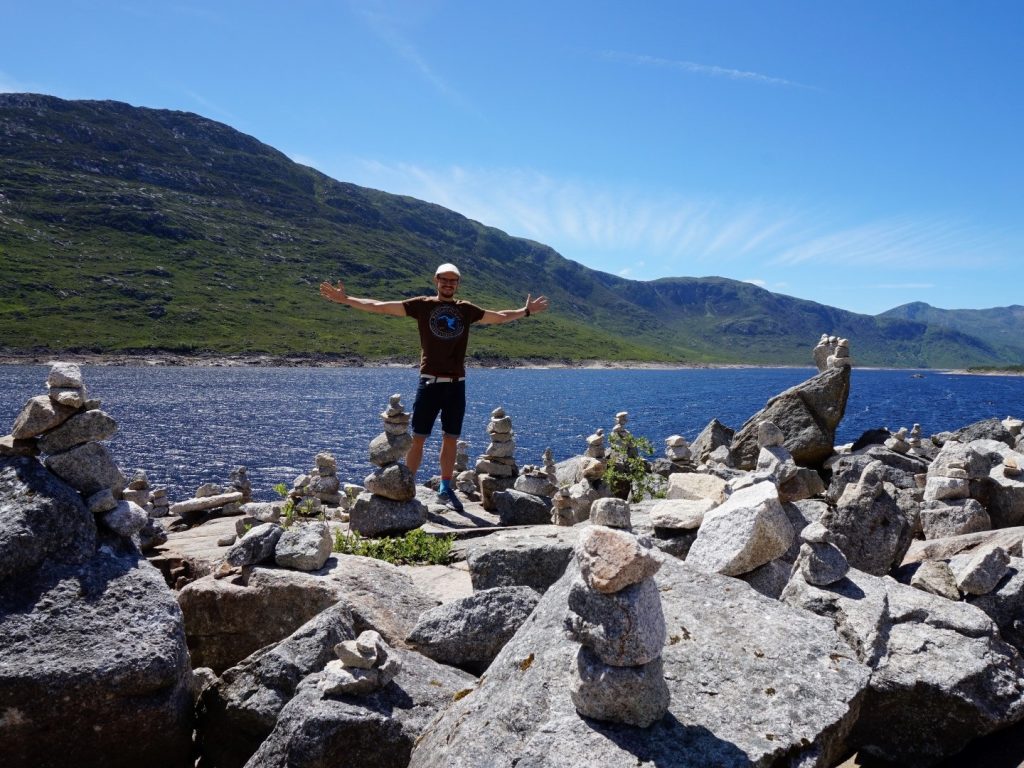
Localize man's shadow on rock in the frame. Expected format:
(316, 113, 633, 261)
(586, 712, 751, 768)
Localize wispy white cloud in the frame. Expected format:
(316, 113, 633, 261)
(601, 50, 820, 91)
(355, 4, 475, 114)
(744, 278, 767, 287)
(319, 159, 1014, 293)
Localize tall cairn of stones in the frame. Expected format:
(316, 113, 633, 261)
(565, 521, 670, 727)
(476, 407, 519, 511)
(289, 452, 343, 516)
(5, 362, 148, 541)
(350, 394, 426, 537)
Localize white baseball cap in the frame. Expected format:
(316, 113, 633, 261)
(435, 263, 461, 277)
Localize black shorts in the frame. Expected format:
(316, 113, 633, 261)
(411, 378, 466, 437)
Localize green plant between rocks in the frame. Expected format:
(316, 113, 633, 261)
(333, 528, 455, 566)
(603, 432, 661, 501)
(273, 482, 296, 528)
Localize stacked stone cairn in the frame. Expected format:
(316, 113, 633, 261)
(812, 333, 853, 372)
(558, 427, 612, 523)
(664, 434, 695, 473)
(317, 630, 402, 695)
(885, 427, 911, 454)
(350, 394, 425, 536)
(513, 448, 558, 498)
(565, 520, 670, 727)
(475, 407, 519, 511)
(289, 451, 343, 516)
(454, 439, 480, 499)
(4, 362, 150, 542)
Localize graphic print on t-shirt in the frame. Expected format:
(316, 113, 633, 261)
(428, 304, 464, 340)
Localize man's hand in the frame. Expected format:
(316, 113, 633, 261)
(320, 280, 348, 304)
(526, 294, 550, 315)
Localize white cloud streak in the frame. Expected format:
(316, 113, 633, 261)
(601, 50, 820, 91)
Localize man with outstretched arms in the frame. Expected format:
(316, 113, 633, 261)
(320, 263, 549, 511)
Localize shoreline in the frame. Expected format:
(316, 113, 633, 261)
(0, 351, 1020, 376)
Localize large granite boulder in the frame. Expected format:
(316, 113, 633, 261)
(782, 565, 1024, 765)
(729, 366, 851, 470)
(409, 558, 870, 768)
(349, 492, 426, 537)
(463, 525, 580, 592)
(0, 456, 97, 582)
(198, 604, 357, 768)
(243, 647, 475, 768)
(492, 488, 552, 525)
(690, 417, 735, 464)
(178, 557, 437, 673)
(0, 542, 193, 768)
(406, 586, 541, 673)
(43, 440, 127, 497)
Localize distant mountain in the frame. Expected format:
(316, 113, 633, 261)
(879, 302, 1024, 363)
(0, 93, 1020, 368)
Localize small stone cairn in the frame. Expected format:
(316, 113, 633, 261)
(565, 521, 669, 727)
(813, 334, 854, 373)
(664, 434, 695, 472)
(454, 440, 480, 499)
(514, 448, 558, 498)
(350, 394, 425, 537)
(885, 427, 911, 454)
(559, 428, 612, 523)
(317, 630, 402, 696)
(476, 407, 519, 511)
(4, 362, 148, 542)
(289, 452, 343, 516)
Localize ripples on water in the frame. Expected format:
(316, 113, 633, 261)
(1, 365, 1021, 501)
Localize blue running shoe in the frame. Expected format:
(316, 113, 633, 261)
(437, 486, 465, 513)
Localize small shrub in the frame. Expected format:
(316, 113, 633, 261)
(333, 528, 455, 566)
(603, 432, 658, 501)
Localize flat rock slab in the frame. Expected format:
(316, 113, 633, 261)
(409, 557, 869, 768)
(903, 526, 1024, 565)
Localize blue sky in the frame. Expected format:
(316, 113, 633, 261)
(2, 1, 1022, 315)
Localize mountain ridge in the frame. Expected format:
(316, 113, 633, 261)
(1, 93, 1021, 368)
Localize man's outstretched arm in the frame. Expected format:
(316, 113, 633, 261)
(478, 294, 550, 325)
(319, 280, 406, 317)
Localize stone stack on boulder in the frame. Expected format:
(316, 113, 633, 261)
(317, 629, 402, 696)
(813, 334, 853, 372)
(664, 434, 695, 472)
(350, 394, 425, 537)
(476, 407, 519, 511)
(561, 430, 613, 524)
(884, 427, 911, 454)
(729, 335, 852, 470)
(1, 362, 194, 766)
(551, 486, 574, 526)
(565, 525, 669, 727)
(513, 449, 558, 498)
(229, 465, 253, 503)
(919, 440, 993, 539)
(454, 440, 480, 499)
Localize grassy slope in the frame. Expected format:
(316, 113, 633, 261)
(0, 94, 1017, 368)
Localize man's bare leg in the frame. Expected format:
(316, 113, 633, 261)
(439, 434, 458, 479)
(407, 434, 427, 477)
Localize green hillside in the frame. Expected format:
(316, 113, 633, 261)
(1, 93, 1020, 368)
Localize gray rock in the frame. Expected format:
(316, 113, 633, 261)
(492, 488, 552, 525)
(566, 576, 666, 666)
(782, 565, 1024, 765)
(910, 559, 961, 601)
(464, 525, 579, 592)
(690, 417, 734, 464)
(0, 456, 97, 582)
(408, 557, 869, 768)
(0, 434, 38, 457)
(46, 361, 83, 388)
(739, 557, 794, 599)
(513, 472, 556, 497)
(364, 463, 416, 501)
(569, 647, 670, 727)
(239, 501, 283, 523)
(368, 431, 413, 467)
(968, 556, 1024, 653)
(949, 546, 1011, 595)
(648, 497, 713, 530)
(37, 409, 118, 455)
(138, 517, 168, 551)
(666, 471, 727, 502)
(243, 647, 475, 768)
(952, 417, 1016, 448)
(574, 525, 663, 593)
(101, 499, 149, 538)
(983, 460, 1024, 527)
(920, 498, 991, 539)
(826, 446, 929, 502)
(274, 521, 333, 571)
(797, 541, 849, 586)
(318, 648, 401, 695)
(43, 440, 127, 497)
(198, 603, 356, 768)
(406, 586, 540, 672)
(588, 497, 631, 528)
(225, 522, 284, 567)
(349, 493, 426, 537)
(10, 394, 77, 439)
(729, 366, 851, 470)
(822, 460, 913, 576)
(0, 545, 193, 768)
(686, 481, 795, 576)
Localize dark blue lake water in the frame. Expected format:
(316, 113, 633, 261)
(1, 365, 1021, 501)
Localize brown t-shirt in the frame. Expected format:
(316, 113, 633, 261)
(402, 296, 485, 377)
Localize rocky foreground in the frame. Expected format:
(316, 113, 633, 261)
(3, 337, 1024, 767)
